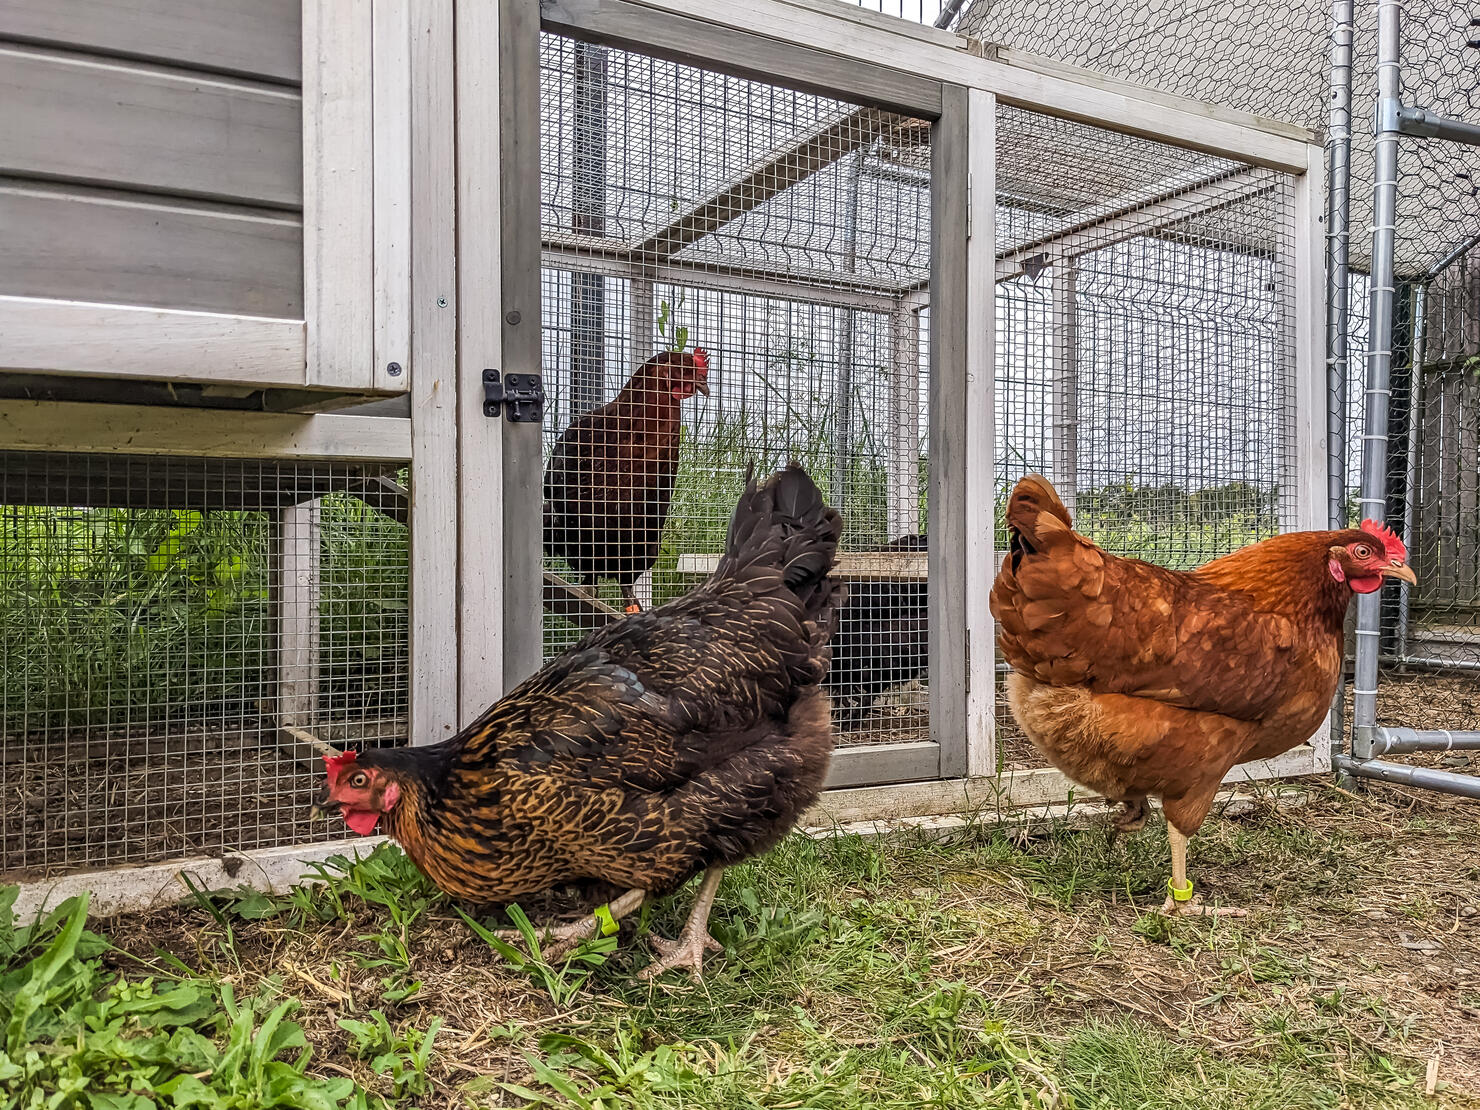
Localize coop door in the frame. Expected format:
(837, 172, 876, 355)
(534, 31, 952, 788)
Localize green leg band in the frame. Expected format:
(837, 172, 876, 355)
(1167, 878, 1195, 903)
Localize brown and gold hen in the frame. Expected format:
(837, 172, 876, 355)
(990, 474, 1415, 916)
(320, 464, 843, 979)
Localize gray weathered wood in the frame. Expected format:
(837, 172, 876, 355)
(0, 46, 301, 207)
(274, 501, 322, 729)
(0, 297, 305, 386)
(823, 741, 941, 790)
(0, 180, 302, 317)
(302, 0, 374, 389)
(927, 84, 970, 781)
(0, 0, 301, 83)
(406, 0, 461, 745)
(501, 0, 547, 688)
(454, 0, 507, 719)
(542, 0, 945, 118)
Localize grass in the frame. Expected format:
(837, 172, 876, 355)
(9, 782, 1477, 1109)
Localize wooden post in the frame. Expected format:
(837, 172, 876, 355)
(887, 301, 922, 538)
(274, 500, 321, 728)
(1049, 260, 1078, 518)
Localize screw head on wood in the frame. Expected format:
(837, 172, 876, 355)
(437, 297, 448, 308)
(386, 362, 403, 377)
(506, 310, 522, 325)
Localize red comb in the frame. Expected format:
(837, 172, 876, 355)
(1360, 518, 1408, 562)
(323, 749, 357, 779)
(691, 347, 709, 369)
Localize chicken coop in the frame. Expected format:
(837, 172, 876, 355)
(1, 0, 1361, 913)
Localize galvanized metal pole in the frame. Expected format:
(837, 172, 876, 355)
(1325, 0, 1355, 762)
(1326, 0, 1354, 532)
(1352, 0, 1404, 763)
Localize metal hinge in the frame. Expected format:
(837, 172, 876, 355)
(966, 173, 973, 240)
(964, 630, 971, 694)
(482, 369, 546, 422)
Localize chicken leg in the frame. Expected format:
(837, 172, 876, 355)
(1159, 825, 1246, 918)
(639, 866, 726, 982)
(494, 887, 647, 960)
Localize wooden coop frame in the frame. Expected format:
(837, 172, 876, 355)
(2, 0, 1329, 915)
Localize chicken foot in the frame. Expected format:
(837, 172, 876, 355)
(1106, 797, 1148, 846)
(620, 584, 642, 614)
(638, 866, 726, 982)
(492, 887, 647, 961)
(1159, 825, 1247, 918)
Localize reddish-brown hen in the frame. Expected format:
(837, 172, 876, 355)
(544, 348, 709, 613)
(990, 474, 1416, 915)
(320, 464, 843, 978)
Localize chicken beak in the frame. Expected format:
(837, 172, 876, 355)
(1383, 562, 1417, 586)
(695, 379, 710, 397)
(310, 784, 333, 821)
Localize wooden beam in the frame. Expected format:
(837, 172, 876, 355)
(630, 109, 893, 260)
(0, 400, 410, 460)
(675, 551, 927, 578)
(543, 0, 945, 118)
(273, 501, 321, 730)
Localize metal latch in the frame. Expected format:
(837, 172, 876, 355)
(482, 369, 545, 422)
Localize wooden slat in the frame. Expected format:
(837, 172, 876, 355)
(0, 297, 305, 386)
(0, 401, 411, 461)
(302, 0, 374, 389)
(674, 551, 928, 578)
(0, 46, 301, 207)
(373, 0, 413, 393)
(0, 180, 302, 317)
(274, 502, 322, 728)
(0, 0, 301, 84)
(543, 0, 945, 118)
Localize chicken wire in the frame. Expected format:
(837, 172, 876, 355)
(538, 33, 933, 752)
(992, 106, 1301, 768)
(0, 452, 409, 879)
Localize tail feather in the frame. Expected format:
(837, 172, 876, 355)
(1005, 474, 1074, 568)
(718, 464, 843, 627)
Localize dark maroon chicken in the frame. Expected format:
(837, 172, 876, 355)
(544, 349, 710, 613)
(320, 464, 844, 979)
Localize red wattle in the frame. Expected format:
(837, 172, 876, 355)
(341, 807, 382, 836)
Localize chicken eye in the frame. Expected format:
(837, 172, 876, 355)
(1352, 544, 1372, 560)
(347, 771, 369, 789)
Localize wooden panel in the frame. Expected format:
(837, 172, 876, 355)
(0, 297, 304, 386)
(0, 181, 302, 317)
(0, 46, 301, 207)
(373, 0, 413, 392)
(0, 0, 302, 83)
(543, 0, 945, 118)
(302, 0, 374, 388)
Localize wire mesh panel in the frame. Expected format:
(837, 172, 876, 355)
(0, 452, 409, 879)
(538, 34, 934, 755)
(1385, 0, 1480, 672)
(992, 107, 1302, 768)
